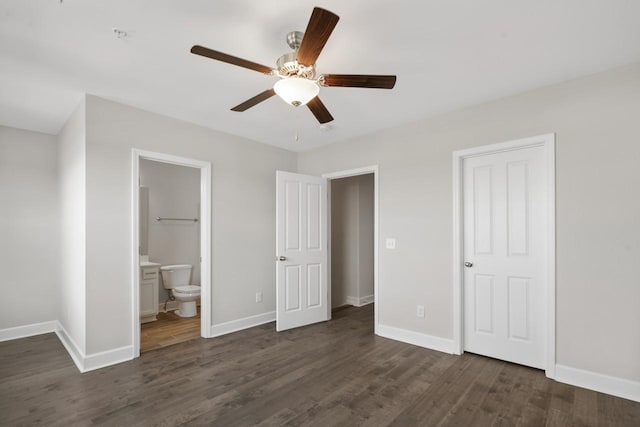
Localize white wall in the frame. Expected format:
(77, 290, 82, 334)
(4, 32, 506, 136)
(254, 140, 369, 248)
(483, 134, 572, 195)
(0, 126, 59, 329)
(299, 64, 640, 382)
(56, 100, 87, 353)
(140, 159, 201, 304)
(84, 95, 297, 354)
(330, 174, 374, 307)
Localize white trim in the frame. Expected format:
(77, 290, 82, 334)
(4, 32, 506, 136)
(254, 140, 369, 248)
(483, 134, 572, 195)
(344, 296, 359, 306)
(55, 321, 133, 373)
(0, 320, 58, 342)
(84, 345, 134, 372)
(55, 321, 86, 372)
(132, 149, 213, 359)
(452, 133, 556, 377)
(322, 165, 379, 334)
(158, 301, 179, 312)
(359, 294, 374, 306)
(377, 324, 455, 354)
(344, 294, 374, 307)
(209, 311, 276, 338)
(555, 364, 640, 403)
(322, 165, 379, 180)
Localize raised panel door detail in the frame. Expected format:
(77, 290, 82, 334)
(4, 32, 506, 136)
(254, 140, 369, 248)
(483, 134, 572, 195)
(507, 161, 529, 256)
(307, 183, 321, 251)
(508, 277, 530, 341)
(285, 265, 301, 312)
(307, 264, 321, 307)
(276, 170, 328, 332)
(285, 181, 301, 251)
(474, 275, 494, 334)
(473, 166, 493, 255)
(463, 144, 546, 370)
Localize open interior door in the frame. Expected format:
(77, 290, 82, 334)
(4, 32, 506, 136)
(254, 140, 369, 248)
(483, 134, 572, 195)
(276, 171, 329, 331)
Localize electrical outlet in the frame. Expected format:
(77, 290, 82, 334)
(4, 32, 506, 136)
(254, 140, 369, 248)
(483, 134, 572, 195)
(416, 305, 425, 318)
(255, 292, 263, 303)
(386, 238, 397, 249)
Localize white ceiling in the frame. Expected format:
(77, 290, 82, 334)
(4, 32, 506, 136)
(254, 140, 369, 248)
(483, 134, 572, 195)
(1, 1, 640, 152)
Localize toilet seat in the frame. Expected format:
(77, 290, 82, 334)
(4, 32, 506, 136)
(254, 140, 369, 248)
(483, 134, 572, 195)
(173, 285, 200, 295)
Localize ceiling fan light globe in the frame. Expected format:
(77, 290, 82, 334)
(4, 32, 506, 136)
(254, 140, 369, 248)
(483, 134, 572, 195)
(274, 78, 319, 107)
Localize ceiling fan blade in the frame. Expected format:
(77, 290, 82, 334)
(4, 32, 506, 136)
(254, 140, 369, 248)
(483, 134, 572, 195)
(230, 89, 276, 112)
(306, 97, 334, 124)
(191, 45, 273, 74)
(296, 8, 340, 66)
(321, 74, 397, 89)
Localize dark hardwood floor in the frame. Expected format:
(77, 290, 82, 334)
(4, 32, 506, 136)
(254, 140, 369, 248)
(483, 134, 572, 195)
(1, 305, 639, 426)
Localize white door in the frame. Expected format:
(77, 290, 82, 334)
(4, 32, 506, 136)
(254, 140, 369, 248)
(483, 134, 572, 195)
(276, 171, 329, 331)
(463, 146, 547, 369)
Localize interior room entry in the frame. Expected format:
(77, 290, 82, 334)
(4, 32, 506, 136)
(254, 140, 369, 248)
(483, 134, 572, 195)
(462, 145, 547, 369)
(138, 159, 202, 352)
(330, 174, 374, 310)
(132, 149, 212, 357)
(276, 167, 380, 333)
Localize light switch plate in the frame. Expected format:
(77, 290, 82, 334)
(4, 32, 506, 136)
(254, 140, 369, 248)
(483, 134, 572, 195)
(386, 238, 397, 249)
(417, 305, 425, 318)
(256, 292, 263, 303)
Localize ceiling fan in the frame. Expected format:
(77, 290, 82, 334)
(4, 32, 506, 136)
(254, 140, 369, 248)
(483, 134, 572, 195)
(190, 7, 396, 124)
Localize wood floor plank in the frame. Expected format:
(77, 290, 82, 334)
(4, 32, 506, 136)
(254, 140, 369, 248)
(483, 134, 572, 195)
(1, 304, 639, 426)
(140, 309, 201, 353)
(572, 386, 599, 426)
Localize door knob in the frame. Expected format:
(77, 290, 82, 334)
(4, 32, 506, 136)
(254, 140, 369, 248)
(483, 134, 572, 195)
(278, 256, 287, 261)
(464, 262, 473, 268)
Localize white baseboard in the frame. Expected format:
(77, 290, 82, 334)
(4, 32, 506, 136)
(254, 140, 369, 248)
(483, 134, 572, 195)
(158, 300, 201, 312)
(344, 294, 374, 307)
(55, 322, 133, 373)
(55, 322, 86, 372)
(344, 296, 359, 306)
(555, 364, 640, 403)
(377, 324, 455, 354)
(209, 311, 275, 338)
(0, 320, 58, 342)
(84, 345, 133, 372)
(358, 294, 374, 306)
(158, 301, 179, 312)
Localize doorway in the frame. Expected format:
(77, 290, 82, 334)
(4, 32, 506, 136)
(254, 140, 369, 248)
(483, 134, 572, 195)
(329, 174, 375, 314)
(132, 149, 212, 357)
(324, 166, 378, 333)
(452, 134, 556, 376)
(275, 166, 379, 333)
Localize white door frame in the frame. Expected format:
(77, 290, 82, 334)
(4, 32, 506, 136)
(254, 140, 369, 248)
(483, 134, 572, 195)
(322, 165, 379, 334)
(452, 134, 556, 378)
(131, 149, 212, 357)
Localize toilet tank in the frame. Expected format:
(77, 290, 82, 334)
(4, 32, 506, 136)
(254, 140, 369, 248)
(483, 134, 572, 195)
(160, 264, 192, 289)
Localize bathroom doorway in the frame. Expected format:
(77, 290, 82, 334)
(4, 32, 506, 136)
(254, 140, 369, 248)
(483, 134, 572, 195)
(132, 150, 212, 357)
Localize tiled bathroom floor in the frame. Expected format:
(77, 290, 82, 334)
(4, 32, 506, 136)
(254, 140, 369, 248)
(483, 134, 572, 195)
(140, 308, 201, 353)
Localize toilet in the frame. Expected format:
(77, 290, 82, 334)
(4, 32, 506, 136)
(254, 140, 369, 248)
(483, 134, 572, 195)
(160, 264, 200, 317)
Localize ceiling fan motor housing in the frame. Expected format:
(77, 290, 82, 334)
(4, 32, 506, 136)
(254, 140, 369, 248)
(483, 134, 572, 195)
(276, 51, 316, 79)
